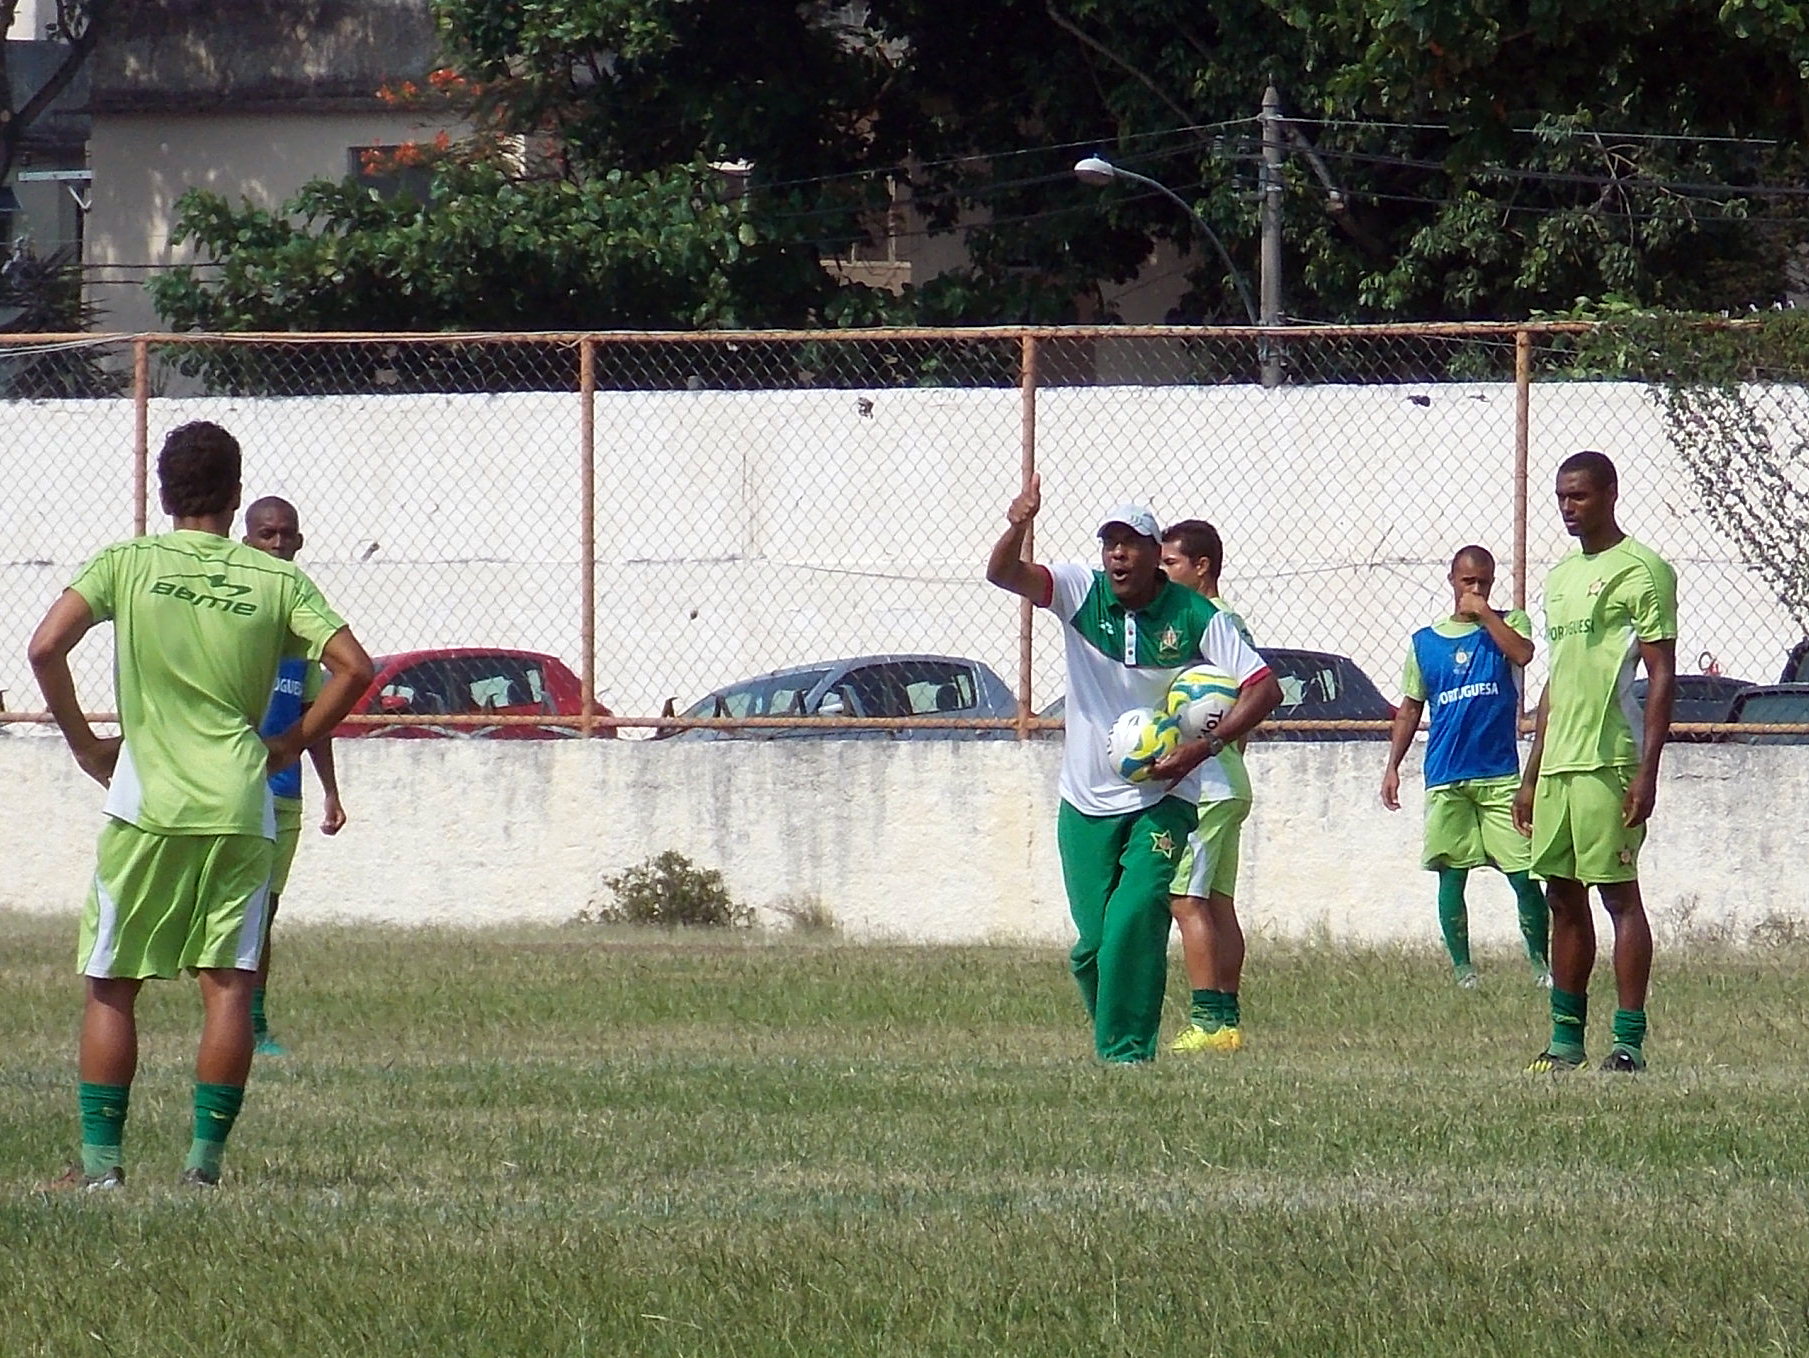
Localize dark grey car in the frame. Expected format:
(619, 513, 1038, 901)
(656, 654, 1019, 740)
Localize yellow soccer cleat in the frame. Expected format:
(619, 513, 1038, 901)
(1168, 1024, 1215, 1053)
(1201, 1025, 1243, 1052)
(1169, 1024, 1242, 1053)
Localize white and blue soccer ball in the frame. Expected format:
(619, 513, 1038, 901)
(1164, 664, 1240, 740)
(1106, 706, 1182, 783)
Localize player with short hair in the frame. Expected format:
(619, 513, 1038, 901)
(29, 422, 373, 1189)
(1382, 545, 1549, 987)
(987, 478, 1281, 1064)
(1158, 518, 1259, 1052)
(1515, 450, 1677, 1074)
(243, 495, 348, 1056)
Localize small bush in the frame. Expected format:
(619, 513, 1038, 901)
(1749, 913, 1809, 948)
(586, 851, 751, 929)
(766, 893, 839, 935)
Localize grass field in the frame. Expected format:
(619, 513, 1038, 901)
(4, 911, 1808, 1357)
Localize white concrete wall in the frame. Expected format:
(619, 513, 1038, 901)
(0, 381, 1799, 720)
(84, 111, 464, 332)
(2, 736, 1804, 946)
(4, 1, 50, 39)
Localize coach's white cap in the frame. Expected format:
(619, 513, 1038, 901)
(1097, 503, 1160, 541)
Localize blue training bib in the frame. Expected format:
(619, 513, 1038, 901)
(259, 657, 309, 800)
(1412, 625, 1521, 787)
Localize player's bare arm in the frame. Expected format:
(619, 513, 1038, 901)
(1512, 686, 1550, 837)
(266, 629, 375, 776)
(301, 711, 347, 834)
(1624, 637, 1677, 828)
(27, 589, 122, 787)
(1460, 593, 1535, 668)
(985, 474, 1047, 601)
(1381, 695, 1425, 811)
(1149, 672, 1282, 782)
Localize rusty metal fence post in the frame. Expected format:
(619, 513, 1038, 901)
(1513, 328, 1531, 613)
(132, 338, 150, 536)
(1016, 334, 1039, 740)
(579, 337, 598, 738)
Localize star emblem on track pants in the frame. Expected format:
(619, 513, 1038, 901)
(1150, 830, 1177, 858)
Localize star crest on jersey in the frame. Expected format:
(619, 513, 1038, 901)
(1454, 649, 1470, 665)
(1150, 829, 1177, 859)
(1618, 847, 1634, 866)
(1157, 625, 1181, 660)
(1587, 577, 1606, 597)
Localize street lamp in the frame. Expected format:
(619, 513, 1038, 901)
(1073, 155, 1258, 325)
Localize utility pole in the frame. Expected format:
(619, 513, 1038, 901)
(1260, 83, 1284, 388)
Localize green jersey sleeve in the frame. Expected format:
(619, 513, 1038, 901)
(284, 568, 349, 661)
(1402, 644, 1426, 702)
(1505, 608, 1532, 639)
(67, 544, 119, 622)
(1626, 559, 1679, 642)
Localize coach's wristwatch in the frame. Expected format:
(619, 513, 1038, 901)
(1203, 735, 1226, 758)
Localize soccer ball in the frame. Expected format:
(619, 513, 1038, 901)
(1106, 706, 1181, 783)
(1164, 664, 1240, 739)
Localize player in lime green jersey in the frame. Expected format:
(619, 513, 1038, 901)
(1158, 519, 1259, 1052)
(29, 422, 374, 1189)
(988, 476, 1281, 1064)
(1514, 451, 1677, 1075)
(1382, 546, 1549, 988)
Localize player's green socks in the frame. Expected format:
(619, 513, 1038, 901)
(1189, 989, 1217, 1031)
(78, 1081, 130, 1177)
(1220, 990, 1240, 1030)
(1436, 868, 1472, 970)
(1549, 988, 1587, 1060)
(185, 1083, 245, 1178)
(1611, 1009, 1647, 1053)
(1507, 871, 1550, 968)
(251, 986, 269, 1041)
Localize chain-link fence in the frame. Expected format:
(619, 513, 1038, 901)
(1, 323, 1803, 737)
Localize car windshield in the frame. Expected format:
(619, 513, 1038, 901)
(684, 669, 833, 719)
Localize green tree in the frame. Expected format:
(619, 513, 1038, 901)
(148, 0, 1809, 336)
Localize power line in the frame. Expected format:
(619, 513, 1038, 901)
(749, 116, 1259, 194)
(1287, 143, 1809, 199)
(1285, 117, 1782, 148)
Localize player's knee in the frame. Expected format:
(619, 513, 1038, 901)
(1598, 886, 1645, 919)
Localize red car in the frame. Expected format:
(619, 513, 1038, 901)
(334, 648, 613, 739)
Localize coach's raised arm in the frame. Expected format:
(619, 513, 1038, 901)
(986, 474, 1048, 602)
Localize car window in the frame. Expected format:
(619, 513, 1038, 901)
(1736, 692, 1809, 723)
(837, 665, 907, 717)
(384, 657, 551, 715)
(1269, 655, 1340, 710)
(901, 664, 977, 715)
(767, 673, 828, 716)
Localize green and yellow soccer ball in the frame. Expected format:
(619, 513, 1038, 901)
(1164, 664, 1240, 739)
(1106, 706, 1182, 783)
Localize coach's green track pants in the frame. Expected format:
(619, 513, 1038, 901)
(1058, 796, 1196, 1063)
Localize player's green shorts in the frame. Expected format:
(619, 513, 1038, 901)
(271, 796, 304, 897)
(1170, 797, 1251, 899)
(1530, 766, 1644, 885)
(1422, 775, 1530, 873)
(78, 819, 275, 979)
